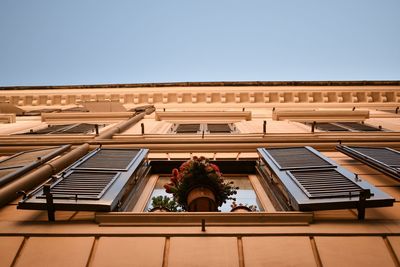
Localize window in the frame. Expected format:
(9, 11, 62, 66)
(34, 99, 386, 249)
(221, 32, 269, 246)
(170, 123, 236, 134)
(305, 122, 382, 132)
(144, 175, 263, 212)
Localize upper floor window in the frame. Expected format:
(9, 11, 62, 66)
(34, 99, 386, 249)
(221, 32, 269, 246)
(170, 123, 236, 134)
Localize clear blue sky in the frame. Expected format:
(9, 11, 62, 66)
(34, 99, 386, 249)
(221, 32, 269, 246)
(0, 0, 399, 86)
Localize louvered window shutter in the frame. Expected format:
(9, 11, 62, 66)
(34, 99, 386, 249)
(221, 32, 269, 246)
(337, 145, 400, 180)
(61, 123, 98, 134)
(176, 124, 200, 133)
(207, 124, 232, 133)
(337, 122, 381, 131)
(314, 123, 349, 132)
(18, 148, 149, 212)
(25, 124, 99, 134)
(30, 125, 70, 134)
(0, 146, 70, 186)
(257, 146, 394, 213)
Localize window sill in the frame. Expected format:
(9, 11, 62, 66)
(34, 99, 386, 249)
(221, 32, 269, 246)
(95, 211, 313, 227)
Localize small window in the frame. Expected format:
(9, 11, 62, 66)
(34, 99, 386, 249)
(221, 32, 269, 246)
(171, 123, 236, 134)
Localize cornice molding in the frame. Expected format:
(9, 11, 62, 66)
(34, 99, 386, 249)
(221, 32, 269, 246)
(155, 111, 252, 122)
(272, 109, 370, 122)
(1, 80, 400, 90)
(41, 112, 134, 123)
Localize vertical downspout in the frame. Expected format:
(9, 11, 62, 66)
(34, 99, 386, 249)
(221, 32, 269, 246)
(95, 105, 155, 139)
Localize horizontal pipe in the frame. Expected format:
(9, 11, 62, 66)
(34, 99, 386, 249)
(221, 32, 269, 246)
(0, 143, 90, 208)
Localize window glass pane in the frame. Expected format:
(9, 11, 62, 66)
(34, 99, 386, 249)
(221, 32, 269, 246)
(221, 176, 263, 212)
(145, 175, 263, 212)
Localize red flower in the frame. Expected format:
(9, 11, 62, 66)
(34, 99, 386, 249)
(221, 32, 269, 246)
(209, 163, 220, 172)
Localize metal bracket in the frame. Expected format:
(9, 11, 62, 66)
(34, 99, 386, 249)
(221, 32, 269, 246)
(43, 183, 55, 222)
(357, 189, 371, 220)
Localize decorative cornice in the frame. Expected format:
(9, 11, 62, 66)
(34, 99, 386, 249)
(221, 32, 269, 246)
(0, 81, 399, 107)
(1, 80, 400, 90)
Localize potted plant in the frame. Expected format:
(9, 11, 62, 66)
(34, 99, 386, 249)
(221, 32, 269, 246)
(149, 195, 179, 212)
(164, 156, 238, 211)
(230, 201, 258, 212)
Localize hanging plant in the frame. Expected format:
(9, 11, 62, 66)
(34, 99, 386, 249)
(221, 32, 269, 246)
(164, 156, 238, 211)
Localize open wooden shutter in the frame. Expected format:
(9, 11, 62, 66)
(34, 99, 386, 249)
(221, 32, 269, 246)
(337, 122, 381, 131)
(337, 145, 400, 180)
(257, 146, 394, 213)
(176, 124, 200, 133)
(207, 124, 232, 133)
(60, 123, 98, 134)
(29, 125, 70, 134)
(25, 124, 99, 134)
(0, 146, 70, 186)
(17, 148, 149, 212)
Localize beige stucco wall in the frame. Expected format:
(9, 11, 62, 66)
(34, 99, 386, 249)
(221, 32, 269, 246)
(0, 82, 400, 266)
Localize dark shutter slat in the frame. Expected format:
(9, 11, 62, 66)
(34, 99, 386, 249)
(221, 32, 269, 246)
(288, 169, 362, 199)
(30, 125, 70, 134)
(75, 149, 139, 171)
(315, 123, 349, 132)
(346, 147, 400, 166)
(337, 122, 381, 131)
(265, 147, 333, 170)
(62, 124, 97, 134)
(207, 124, 232, 133)
(176, 124, 200, 133)
(336, 145, 400, 180)
(39, 172, 118, 200)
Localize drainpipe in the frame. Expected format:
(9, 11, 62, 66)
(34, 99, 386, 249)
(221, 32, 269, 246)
(95, 105, 155, 139)
(0, 143, 90, 207)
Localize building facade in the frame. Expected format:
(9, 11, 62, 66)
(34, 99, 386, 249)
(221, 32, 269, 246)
(0, 81, 400, 266)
